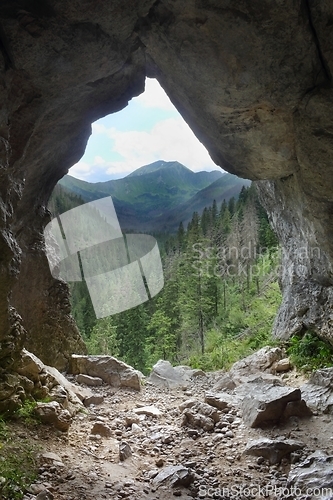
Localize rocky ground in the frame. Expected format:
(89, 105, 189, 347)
(19, 354, 333, 500)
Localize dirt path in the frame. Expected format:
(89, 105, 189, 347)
(23, 372, 333, 500)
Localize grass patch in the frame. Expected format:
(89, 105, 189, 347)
(15, 400, 38, 424)
(0, 420, 38, 500)
(187, 327, 278, 372)
(287, 331, 333, 372)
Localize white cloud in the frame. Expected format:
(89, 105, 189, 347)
(104, 117, 218, 175)
(91, 122, 108, 135)
(70, 78, 221, 181)
(69, 157, 116, 181)
(135, 78, 175, 111)
(69, 161, 92, 179)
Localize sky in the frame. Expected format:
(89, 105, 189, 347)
(69, 78, 221, 183)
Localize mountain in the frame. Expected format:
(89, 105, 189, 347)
(127, 160, 222, 185)
(54, 161, 249, 233)
(153, 173, 251, 233)
(59, 161, 222, 210)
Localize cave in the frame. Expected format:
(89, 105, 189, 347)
(0, 1, 332, 410)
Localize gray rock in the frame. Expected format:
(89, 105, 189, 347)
(244, 438, 304, 465)
(230, 347, 284, 382)
(83, 394, 104, 407)
(274, 357, 292, 372)
(77, 374, 103, 386)
(301, 368, 333, 414)
(35, 402, 72, 432)
(16, 350, 84, 415)
(71, 355, 141, 391)
(181, 402, 220, 431)
(235, 373, 284, 399)
(119, 441, 132, 461)
(48, 385, 68, 407)
(152, 465, 193, 488)
(288, 451, 333, 498)
(179, 399, 197, 412)
(190, 369, 206, 378)
(17, 349, 46, 383)
(283, 399, 313, 419)
(241, 383, 301, 427)
(131, 423, 142, 433)
(212, 373, 237, 392)
(45, 365, 88, 410)
(205, 392, 233, 411)
(133, 405, 161, 417)
(149, 360, 206, 389)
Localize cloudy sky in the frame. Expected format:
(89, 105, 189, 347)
(70, 78, 221, 182)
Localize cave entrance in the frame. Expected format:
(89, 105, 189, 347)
(48, 78, 281, 375)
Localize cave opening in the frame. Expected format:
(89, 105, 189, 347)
(0, 4, 332, 495)
(46, 78, 281, 375)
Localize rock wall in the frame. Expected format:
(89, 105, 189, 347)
(0, 0, 332, 408)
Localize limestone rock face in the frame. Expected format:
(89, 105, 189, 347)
(0, 1, 332, 408)
(12, 241, 86, 370)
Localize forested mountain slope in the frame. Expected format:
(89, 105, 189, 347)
(52, 161, 247, 232)
(62, 184, 281, 373)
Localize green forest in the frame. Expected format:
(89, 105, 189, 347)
(50, 183, 283, 374)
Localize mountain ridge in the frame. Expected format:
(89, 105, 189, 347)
(55, 160, 249, 233)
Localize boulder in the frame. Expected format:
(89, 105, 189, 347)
(16, 349, 84, 415)
(288, 451, 333, 497)
(244, 438, 305, 465)
(41, 452, 63, 464)
(35, 401, 72, 432)
(152, 465, 194, 488)
(234, 374, 284, 400)
(241, 382, 301, 427)
(70, 355, 141, 391)
(301, 368, 333, 414)
(229, 347, 284, 383)
(36, 491, 54, 500)
(149, 360, 206, 389)
(181, 402, 220, 431)
(17, 349, 46, 383)
(205, 392, 234, 411)
(45, 365, 87, 412)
